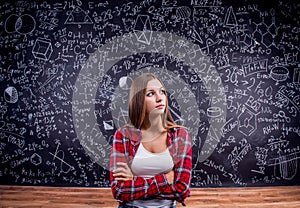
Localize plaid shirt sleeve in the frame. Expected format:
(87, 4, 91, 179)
(110, 128, 170, 203)
(159, 128, 192, 205)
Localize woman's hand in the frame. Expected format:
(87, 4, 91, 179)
(113, 162, 133, 181)
(165, 170, 174, 184)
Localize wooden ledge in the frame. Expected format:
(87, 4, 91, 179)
(0, 185, 299, 207)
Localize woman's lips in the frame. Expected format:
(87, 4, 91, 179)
(155, 105, 165, 109)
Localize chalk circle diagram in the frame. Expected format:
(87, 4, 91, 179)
(270, 66, 289, 85)
(72, 32, 227, 171)
(118, 76, 133, 90)
(5, 14, 36, 34)
(4, 86, 18, 103)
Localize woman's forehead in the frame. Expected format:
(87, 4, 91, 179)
(146, 79, 163, 89)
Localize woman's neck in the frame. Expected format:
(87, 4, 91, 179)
(141, 119, 166, 143)
(142, 115, 165, 133)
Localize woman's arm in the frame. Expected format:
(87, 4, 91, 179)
(110, 129, 170, 203)
(159, 128, 193, 204)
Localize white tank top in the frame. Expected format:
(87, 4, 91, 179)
(131, 143, 174, 178)
(128, 143, 175, 207)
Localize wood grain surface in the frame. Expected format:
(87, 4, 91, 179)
(0, 185, 299, 208)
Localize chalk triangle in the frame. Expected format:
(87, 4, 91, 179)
(192, 29, 203, 44)
(224, 7, 237, 27)
(103, 120, 114, 130)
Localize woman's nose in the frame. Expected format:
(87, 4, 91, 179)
(156, 93, 163, 102)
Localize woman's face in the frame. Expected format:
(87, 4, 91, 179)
(144, 79, 167, 116)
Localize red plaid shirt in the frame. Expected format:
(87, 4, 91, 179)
(110, 126, 192, 206)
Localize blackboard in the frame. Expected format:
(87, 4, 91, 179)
(0, 0, 299, 188)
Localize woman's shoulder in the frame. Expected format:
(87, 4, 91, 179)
(115, 125, 142, 141)
(169, 127, 190, 137)
(169, 126, 188, 132)
(168, 127, 192, 150)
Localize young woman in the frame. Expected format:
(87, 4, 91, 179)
(110, 73, 192, 208)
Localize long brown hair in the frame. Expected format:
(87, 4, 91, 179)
(127, 73, 182, 130)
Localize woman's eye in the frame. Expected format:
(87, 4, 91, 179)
(146, 90, 165, 97)
(147, 92, 154, 97)
(159, 90, 166, 95)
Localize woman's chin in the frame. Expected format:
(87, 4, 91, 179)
(148, 109, 165, 117)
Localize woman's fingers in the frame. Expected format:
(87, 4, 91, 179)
(116, 162, 130, 170)
(113, 167, 126, 174)
(165, 170, 175, 184)
(113, 162, 133, 181)
(115, 177, 129, 181)
(113, 172, 128, 178)
(113, 172, 132, 181)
